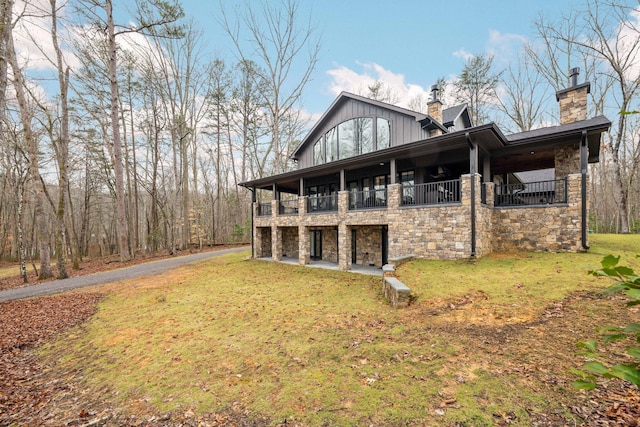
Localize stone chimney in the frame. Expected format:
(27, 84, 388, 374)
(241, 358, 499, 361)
(427, 84, 443, 136)
(427, 84, 443, 124)
(555, 67, 591, 125)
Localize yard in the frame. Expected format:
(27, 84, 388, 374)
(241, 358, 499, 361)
(1, 234, 639, 426)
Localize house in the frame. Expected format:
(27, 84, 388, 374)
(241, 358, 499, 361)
(239, 68, 610, 271)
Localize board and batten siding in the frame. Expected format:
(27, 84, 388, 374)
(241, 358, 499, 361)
(296, 98, 429, 169)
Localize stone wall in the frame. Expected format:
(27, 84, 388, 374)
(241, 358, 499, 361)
(281, 227, 299, 258)
(353, 226, 383, 266)
(475, 180, 494, 257)
(321, 227, 338, 263)
(492, 174, 583, 252)
(387, 179, 472, 260)
(255, 227, 272, 257)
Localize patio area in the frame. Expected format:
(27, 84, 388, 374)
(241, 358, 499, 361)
(257, 257, 382, 277)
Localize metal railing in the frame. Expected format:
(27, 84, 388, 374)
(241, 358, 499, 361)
(278, 199, 299, 215)
(401, 179, 461, 206)
(349, 188, 387, 210)
(257, 202, 272, 216)
(494, 178, 567, 207)
(307, 194, 338, 213)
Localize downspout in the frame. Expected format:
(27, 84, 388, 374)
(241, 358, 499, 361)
(250, 188, 256, 258)
(466, 133, 477, 258)
(580, 130, 589, 250)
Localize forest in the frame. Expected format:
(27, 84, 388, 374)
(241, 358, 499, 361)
(1, 0, 639, 280)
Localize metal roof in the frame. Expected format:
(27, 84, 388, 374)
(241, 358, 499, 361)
(240, 116, 610, 191)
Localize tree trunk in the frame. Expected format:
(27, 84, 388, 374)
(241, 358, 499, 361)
(6, 0, 53, 279)
(106, 0, 131, 261)
(51, 0, 69, 279)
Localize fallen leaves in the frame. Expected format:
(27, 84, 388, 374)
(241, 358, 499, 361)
(0, 293, 102, 426)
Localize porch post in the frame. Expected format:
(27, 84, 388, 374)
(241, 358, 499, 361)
(390, 158, 397, 184)
(250, 189, 256, 258)
(483, 156, 490, 182)
(466, 132, 477, 257)
(299, 178, 304, 196)
(340, 169, 346, 191)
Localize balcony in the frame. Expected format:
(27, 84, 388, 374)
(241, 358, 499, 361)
(279, 199, 299, 215)
(257, 202, 272, 216)
(307, 194, 338, 213)
(349, 189, 387, 210)
(494, 178, 567, 207)
(401, 179, 461, 206)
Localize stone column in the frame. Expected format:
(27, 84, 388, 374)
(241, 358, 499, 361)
(387, 183, 401, 208)
(484, 182, 495, 206)
(338, 190, 349, 215)
(338, 222, 351, 271)
(298, 225, 310, 265)
(272, 225, 282, 261)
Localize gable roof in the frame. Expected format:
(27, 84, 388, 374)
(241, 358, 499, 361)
(292, 92, 429, 158)
(442, 103, 471, 128)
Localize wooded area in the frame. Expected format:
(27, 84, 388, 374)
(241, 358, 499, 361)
(0, 0, 638, 280)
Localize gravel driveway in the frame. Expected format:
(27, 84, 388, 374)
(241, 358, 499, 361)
(0, 246, 249, 302)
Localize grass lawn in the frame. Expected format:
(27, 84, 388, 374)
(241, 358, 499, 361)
(41, 234, 640, 426)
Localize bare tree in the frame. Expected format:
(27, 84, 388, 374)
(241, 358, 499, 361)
(219, 0, 320, 175)
(5, 0, 53, 279)
(76, 0, 183, 261)
(496, 54, 549, 132)
(532, 0, 640, 233)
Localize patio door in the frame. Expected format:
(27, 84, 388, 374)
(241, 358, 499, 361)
(351, 229, 357, 264)
(310, 230, 322, 260)
(381, 225, 388, 265)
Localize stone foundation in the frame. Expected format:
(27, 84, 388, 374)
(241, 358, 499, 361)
(251, 173, 587, 267)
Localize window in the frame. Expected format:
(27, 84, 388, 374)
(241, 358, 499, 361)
(400, 170, 415, 203)
(326, 127, 338, 162)
(313, 138, 324, 165)
(377, 118, 390, 149)
(359, 118, 374, 154)
(338, 120, 356, 159)
(312, 117, 391, 165)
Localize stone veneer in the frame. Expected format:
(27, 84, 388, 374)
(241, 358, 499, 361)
(252, 173, 587, 269)
(556, 82, 590, 125)
(352, 226, 383, 266)
(281, 227, 299, 258)
(492, 175, 583, 252)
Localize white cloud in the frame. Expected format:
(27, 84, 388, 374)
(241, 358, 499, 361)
(486, 30, 528, 66)
(614, 7, 640, 84)
(12, 0, 80, 71)
(452, 49, 474, 61)
(325, 62, 434, 110)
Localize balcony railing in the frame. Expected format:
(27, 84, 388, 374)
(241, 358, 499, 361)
(349, 188, 387, 210)
(495, 178, 567, 207)
(278, 199, 299, 215)
(257, 202, 272, 216)
(307, 194, 338, 213)
(401, 179, 461, 206)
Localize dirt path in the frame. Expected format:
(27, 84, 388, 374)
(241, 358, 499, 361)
(0, 246, 248, 302)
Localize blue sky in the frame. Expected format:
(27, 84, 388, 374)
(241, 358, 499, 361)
(180, 0, 579, 114)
